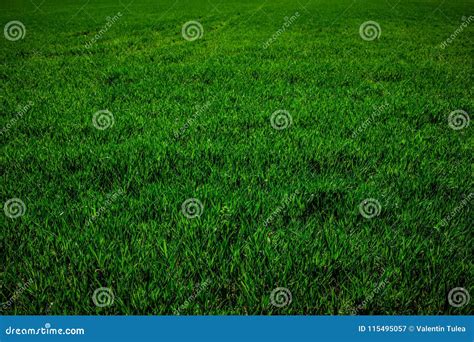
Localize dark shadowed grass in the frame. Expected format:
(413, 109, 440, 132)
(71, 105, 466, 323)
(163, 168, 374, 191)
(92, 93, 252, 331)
(1, 0, 473, 314)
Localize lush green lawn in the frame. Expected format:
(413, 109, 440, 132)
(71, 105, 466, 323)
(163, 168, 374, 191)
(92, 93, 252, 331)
(1, 0, 472, 315)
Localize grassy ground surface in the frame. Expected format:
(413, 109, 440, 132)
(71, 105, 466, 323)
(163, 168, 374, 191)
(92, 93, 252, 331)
(1, 0, 473, 315)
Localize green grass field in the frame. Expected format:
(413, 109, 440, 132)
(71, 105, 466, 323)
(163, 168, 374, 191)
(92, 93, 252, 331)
(1, 0, 473, 315)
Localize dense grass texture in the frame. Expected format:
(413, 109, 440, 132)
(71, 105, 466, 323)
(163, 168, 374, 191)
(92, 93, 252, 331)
(1, 0, 473, 315)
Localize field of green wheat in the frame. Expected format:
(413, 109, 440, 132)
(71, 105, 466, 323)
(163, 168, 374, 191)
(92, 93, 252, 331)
(1, 0, 472, 315)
